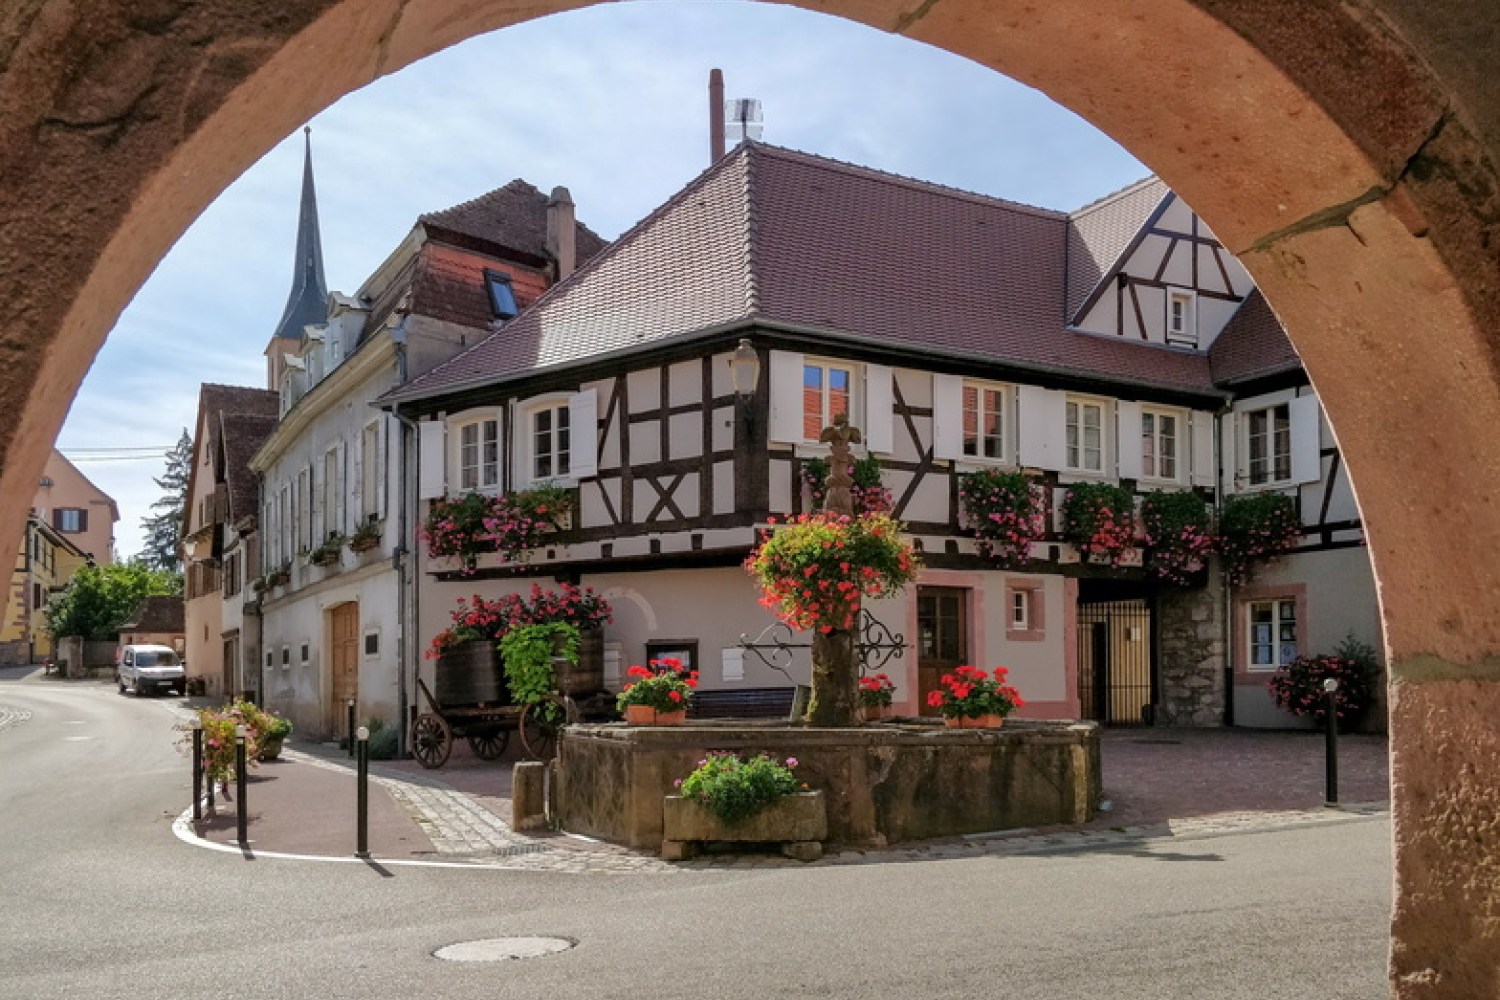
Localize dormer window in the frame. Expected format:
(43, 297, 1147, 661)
(485, 270, 518, 320)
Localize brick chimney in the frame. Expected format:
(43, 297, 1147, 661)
(710, 68, 726, 163)
(546, 186, 577, 281)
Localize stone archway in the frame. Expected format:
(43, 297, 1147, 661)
(3, 2, 1497, 994)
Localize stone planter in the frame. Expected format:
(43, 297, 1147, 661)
(624, 705, 685, 725)
(257, 735, 285, 761)
(661, 791, 827, 861)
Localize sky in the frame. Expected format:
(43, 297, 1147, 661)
(55, 0, 1148, 560)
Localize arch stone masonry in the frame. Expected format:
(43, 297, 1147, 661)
(1, 0, 1497, 994)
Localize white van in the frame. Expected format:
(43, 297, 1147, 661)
(116, 644, 186, 697)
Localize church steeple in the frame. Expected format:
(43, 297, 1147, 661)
(271, 126, 327, 342)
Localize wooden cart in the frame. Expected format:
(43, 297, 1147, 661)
(410, 634, 613, 768)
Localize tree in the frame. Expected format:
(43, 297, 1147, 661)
(45, 562, 180, 642)
(140, 429, 192, 572)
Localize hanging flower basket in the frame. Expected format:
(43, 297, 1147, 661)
(958, 469, 1046, 565)
(422, 485, 576, 574)
(1059, 482, 1136, 566)
(1219, 491, 1302, 585)
(745, 512, 919, 633)
(1140, 490, 1215, 585)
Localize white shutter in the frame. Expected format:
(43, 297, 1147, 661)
(932, 373, 964, 461)
(569, 389, 598, 479)
(1190, 411, 1216, 487)
(1116, 400, 1143, 480)
(1289, 393, 1322, 485)
(376, 416, 388, 519)
(418, 420, 446, 499)
(863, 364, 894, 454)
(335, 443, 347, 536)
(1220, 413, 1238, 492)
(767, 350, 805, 445)
(1017, 386, 1067, 471)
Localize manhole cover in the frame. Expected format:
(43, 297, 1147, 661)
(434, 937, 575, 963)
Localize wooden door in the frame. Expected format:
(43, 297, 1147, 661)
(916, 587, 968, 715)
(329, 603, 360, 733)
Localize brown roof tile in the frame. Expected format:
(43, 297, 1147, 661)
(120, 594, 184, 632)
(219, 412, 278, 522)
(1065, 177, 1168, 319)
(390, 145, 1224, 403)
(419, 179, 608, 265)
(1209, 290, 1302, 384)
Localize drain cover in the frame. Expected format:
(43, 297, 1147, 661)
(434, 937, 575, 963)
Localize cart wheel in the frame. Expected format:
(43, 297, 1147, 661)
(520, 699, 567, 761)
(411, 713, 452, 769)
(467, 729, 510, 761)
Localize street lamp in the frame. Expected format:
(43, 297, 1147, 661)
(729, 337, 760, 397)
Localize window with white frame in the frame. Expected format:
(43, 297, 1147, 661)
(1246, 403, 1292, 486)
(456, 416, 500, 492)
(1141, 408, 1180, 480)
(530, 402, 570, 481)
(1065, 398, 1105, 473)
(1166, 289, 1197, 345)
(1247, 598, 1297, 669)
(802, 360, 854, 440)
(962, 382, 1008, 461)
(1010, 589, 1030, 629)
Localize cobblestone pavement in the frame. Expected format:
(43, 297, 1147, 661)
(286, 726, 1391, 874)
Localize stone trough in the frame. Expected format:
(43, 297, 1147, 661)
(555, 719, 1101, 851)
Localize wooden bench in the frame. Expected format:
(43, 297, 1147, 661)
(687, 686, 805, 721)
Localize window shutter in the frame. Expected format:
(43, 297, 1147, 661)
(570, 389, 598, 479)
(1190, 411, 1216, 487)
(931, 373, 964, 461)
(1221, 412, 1238, 491)
(863, 364, 894, 454)
(418, 420, 446, 499)
(1116, 401, 1143, 480)
(336, 443, 347, 536)
(78, 508, 88, 532)
(1017, 386, 1067, 471)
(767, 350, 805, 445)
(51, 509, 61, 530)
(377, 417, 388, 519)
(1289, 393, 1322, 485)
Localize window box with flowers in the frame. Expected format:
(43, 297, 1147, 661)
(309, 533, 346, 567)
(801, 456, 893, 515)
(616, 658, 697, 724)
(422, 484, 576, 574)
(858, 673, 896, 721)
(663, 753, 825, 861)
(745, 511, 919, 634)
(267, 563, 291, 588)
(926, 665, 1025, 728)
(958, 469, 1046, 566)
(1060, 482, 1136, 567)
(1219, 491, 1302, 585)
(348, 519, 383, 553)
(1140, 489, 1215, 585)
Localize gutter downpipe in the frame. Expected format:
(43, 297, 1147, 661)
(388, 324, 416, 757)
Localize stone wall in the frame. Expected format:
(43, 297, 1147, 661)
(1155, 566, 1225, 727)
(556, 719, 1101, 850)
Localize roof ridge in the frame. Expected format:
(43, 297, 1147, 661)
(741, 146, 762, 319)
(745, 140, 1067, 219)
(1068, 174, 1163, 217)
(418, 178, 538, 223)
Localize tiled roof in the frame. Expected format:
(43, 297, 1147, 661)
(407, 244, 555, 332)
(1065, 176, 1168, 319)
(390, 145, 1234, 403)
(1209, 290, 1302, 385)
(219, 412, 278, 522)
(199, 383, 279, 423)
(120, 594, 184, 632)
(419, 179, 608, 265)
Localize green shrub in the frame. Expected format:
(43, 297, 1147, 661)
(361, 718, 401, 760)
(676, 752, 804, 823)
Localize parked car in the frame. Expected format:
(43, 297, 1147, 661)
(116, 644, 186, 697)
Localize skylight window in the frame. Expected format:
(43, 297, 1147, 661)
(485, 270, 518, 319)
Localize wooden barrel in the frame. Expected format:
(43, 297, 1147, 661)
(435, 640, 506, 706)
(554, 628, 605, 696)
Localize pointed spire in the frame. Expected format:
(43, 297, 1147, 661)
(271, 126, 328, 341)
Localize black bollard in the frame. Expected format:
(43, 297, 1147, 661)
(191, 719, 203, 822)
(1323, 677, 1339, 807)
(355, 725, 370, 858)
(347, 699, 356, 758)
(235, 724, 249, 844)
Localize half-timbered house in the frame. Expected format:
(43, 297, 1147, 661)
(384, 142, 1381, 730)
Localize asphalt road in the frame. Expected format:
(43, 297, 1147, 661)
(0, 672, 1392, 1000)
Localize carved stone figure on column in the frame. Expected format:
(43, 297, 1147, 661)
(819, 412, 862, 517)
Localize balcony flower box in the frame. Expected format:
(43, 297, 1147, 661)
(661, 790, 827, 862)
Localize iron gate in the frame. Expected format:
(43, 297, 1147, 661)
(1076, 599, 1155, 725)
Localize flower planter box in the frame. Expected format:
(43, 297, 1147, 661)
(623, 705, 685, 725)
(435, 640, 505, 706)
(944, 714, 1006, 729)
(661, 791, 827, 862)
(348, 535, 381, 553)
